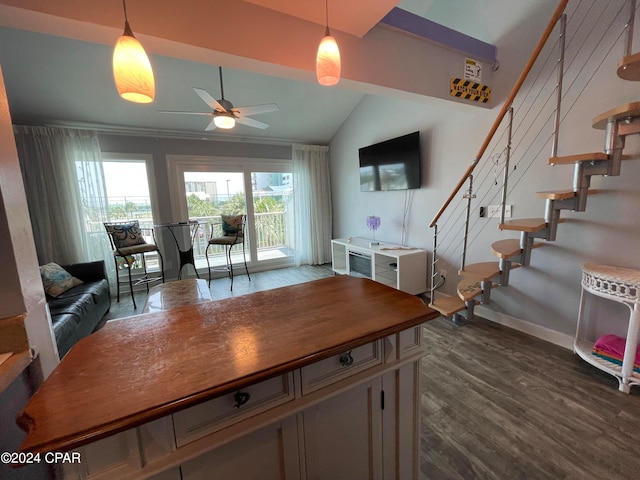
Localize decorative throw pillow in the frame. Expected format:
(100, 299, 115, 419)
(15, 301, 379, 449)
(221, 215, 244, 236)
(105, 221, 147, 249)
(40, 263, 83, 298)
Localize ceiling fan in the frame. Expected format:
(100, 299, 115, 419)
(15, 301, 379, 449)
(159, 67, 279, 131)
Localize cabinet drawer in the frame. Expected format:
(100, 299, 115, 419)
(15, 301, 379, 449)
(173, 373, 294, 447)
(300, 340, 383, 395)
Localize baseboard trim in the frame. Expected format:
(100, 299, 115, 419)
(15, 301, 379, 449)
(475, 305, 574, 351)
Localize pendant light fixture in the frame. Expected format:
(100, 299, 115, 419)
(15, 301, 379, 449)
(316, 0, 341, 86)
(112, 0, 155, 103)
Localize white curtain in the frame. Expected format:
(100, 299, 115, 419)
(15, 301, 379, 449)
(292, 144, 332, 266)
(14, 126, 112, 271)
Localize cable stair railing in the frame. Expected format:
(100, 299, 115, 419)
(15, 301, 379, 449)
(428, 0, 640, 324)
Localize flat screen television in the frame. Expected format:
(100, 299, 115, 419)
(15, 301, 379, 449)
(359, 131, 421, 191)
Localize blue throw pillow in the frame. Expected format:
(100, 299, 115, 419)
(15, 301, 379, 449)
(40, 263, 83, 297)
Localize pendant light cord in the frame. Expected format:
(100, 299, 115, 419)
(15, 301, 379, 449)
(121, 0, 134, 37)
(324, 0, 331, 36)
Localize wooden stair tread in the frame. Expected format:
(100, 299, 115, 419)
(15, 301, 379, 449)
(457, 278, 483, 301)
(617, 52, 640, 81)
(459, 262, 501, 280)
(535, 189, 598, 200)
(491, 239, 543, 258)
(548, 152, 609, 165)
(593, 101, 640, 130)
(456, 278, 499, 302)
(499, 218, 546, 232)
(429, 296, 466, 316)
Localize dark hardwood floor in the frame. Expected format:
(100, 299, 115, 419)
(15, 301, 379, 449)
(421, 316, 640, 480)
(101, 266, 640, 479)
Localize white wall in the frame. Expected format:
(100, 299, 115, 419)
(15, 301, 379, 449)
(329, 1, 640, 341)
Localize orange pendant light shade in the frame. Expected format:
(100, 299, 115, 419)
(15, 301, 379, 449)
(113, 29, 155, 104)
(316, 30, 341, 86)
(113, 1, 155, 104)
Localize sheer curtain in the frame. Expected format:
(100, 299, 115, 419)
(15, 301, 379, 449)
(14, 126, 112, 271)
(292, 144, 332, 266)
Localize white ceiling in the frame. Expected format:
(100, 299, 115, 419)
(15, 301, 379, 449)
(0, 0, 534, 144)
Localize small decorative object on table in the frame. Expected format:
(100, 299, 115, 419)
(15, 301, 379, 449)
(366, 215, 381, 247)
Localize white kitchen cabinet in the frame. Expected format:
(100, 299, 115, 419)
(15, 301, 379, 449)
(300, 378, 383, 479)
(62, 330, 423, 480)
(180, 417, 300, 480)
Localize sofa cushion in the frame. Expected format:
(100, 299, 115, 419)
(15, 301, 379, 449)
(56, 280, 109, 305)
(48, 292, 96, 325)
(40, 262, 83, 297)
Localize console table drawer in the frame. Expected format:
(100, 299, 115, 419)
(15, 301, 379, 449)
(300, 340, 383, 395)
(173, 373, 295, 447)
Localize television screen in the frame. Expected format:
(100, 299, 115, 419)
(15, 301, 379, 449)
(359, 131, 421, 191)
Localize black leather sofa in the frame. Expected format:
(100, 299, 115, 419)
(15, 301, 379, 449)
(47, 261, 111, 358)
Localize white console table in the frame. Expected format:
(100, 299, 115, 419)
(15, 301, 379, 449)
(331, 237, 428, 295)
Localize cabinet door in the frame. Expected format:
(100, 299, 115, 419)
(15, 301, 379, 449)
(180, 417, 300, 480)
(301, 378, 383, 480)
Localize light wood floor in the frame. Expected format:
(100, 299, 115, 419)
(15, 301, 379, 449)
(101, 266, 640, 479)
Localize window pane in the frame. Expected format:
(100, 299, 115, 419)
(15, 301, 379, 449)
(251, 171, 293, 262)
(103, 160, 159, 271)
(183, 171, 248, 270)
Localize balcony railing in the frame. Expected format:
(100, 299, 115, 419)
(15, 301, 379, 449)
(90, 211, 291, 273)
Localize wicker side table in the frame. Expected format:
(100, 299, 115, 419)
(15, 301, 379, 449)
(575, 263, 640, 393)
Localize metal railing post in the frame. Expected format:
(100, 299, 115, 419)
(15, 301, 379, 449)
(500, 108, 514, 225)
(624, 0, 637, 57)
(461, 175, 475, 271)
(551, 14, 567, 158)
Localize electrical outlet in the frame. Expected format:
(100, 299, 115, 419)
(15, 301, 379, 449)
(487, 204, 512, 218)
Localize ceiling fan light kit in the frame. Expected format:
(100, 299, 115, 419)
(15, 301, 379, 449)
(213, 114, 236, 130)
(113, 0, 155, 103)
(159, 67, 278, 131)
(316, 0, 341, 86)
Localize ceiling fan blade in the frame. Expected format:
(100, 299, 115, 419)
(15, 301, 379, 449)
(235, 116, 270, 129)
(193, 88, 226, 112)
(233, 103, 279, 117)
(204, 118, 217, 131)
(158, 110, 212, 116)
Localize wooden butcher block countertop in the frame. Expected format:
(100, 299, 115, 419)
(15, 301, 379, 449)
(17, 275, 438, 454)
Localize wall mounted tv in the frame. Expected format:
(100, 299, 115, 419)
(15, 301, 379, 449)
(359, 131, 421, 191)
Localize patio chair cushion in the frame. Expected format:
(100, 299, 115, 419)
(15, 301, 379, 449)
(105, 221, 147, 248)
(221, 214, 243, 236)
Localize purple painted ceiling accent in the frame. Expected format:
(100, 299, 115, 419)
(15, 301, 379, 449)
(380, 8, 497, 64)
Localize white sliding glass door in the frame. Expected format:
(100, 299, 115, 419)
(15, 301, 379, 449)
(167, 156, 294, 275)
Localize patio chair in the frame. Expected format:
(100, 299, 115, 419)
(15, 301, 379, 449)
(104, 220, 164, 309)
(205, 214, 250, 290)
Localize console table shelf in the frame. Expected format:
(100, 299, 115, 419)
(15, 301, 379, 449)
(331, 237, 428, 295)
(575, 263, 640, 393)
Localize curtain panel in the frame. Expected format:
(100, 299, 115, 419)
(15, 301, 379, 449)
(292, 144, 332, 266)
(13, 126, 111, 270)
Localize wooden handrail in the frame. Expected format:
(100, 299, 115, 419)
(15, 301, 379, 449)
(430, 0, 569, 228)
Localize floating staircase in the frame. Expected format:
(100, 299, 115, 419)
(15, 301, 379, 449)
(430, 0, 640, 323)
(430, 100, 640, 323)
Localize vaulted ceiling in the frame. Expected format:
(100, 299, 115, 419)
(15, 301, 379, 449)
(0, 1, 535, 144)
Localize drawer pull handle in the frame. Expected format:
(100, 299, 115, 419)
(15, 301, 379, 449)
(233, 391, 251, 408)
(339, 351, 354, 367)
